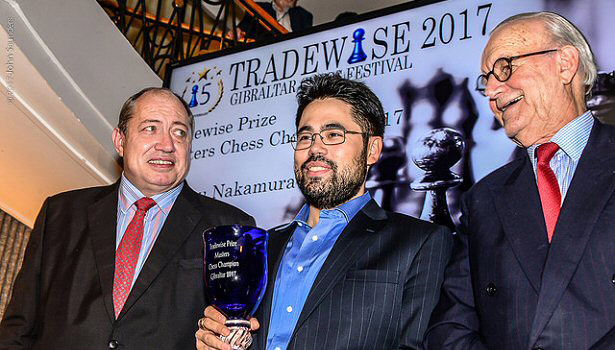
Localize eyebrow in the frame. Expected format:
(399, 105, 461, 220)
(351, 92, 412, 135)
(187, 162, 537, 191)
(172, 121, 189, 129)
(297, 122, 346, 133)
(139, 119, 188, 129)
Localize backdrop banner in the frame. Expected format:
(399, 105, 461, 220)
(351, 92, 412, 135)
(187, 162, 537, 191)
(168, 0, 614, 228)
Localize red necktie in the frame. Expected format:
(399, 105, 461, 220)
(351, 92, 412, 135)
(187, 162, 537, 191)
(113, 197, 156, 318)
(536, 142, 561, 243)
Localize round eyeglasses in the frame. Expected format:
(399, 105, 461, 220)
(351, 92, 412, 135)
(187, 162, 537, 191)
(475, 49, 558, 96)
(291, 128, 367, 150)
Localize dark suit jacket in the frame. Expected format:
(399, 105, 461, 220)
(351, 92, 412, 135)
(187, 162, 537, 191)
(0, 182, 254, 350)
(255, 199, 453, 350)
(425, 121, 615, 350)
(239, 2, 313, 39)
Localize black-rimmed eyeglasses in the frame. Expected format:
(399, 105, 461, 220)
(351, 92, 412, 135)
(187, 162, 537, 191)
(291, 128, 368, 150)
(475, 49, 558, 96)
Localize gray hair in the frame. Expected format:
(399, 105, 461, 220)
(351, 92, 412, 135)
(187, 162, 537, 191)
(494, 12, 597, 95)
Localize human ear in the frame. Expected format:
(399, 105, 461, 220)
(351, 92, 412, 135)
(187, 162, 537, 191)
(557, 45, 580, 85)
(366, 136, 383, 166)
(112, 128, 125, 157)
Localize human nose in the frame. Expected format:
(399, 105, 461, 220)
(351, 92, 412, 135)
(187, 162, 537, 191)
(156, 131, 175, 152)
(484, 75, 505, 99)
(307, 132, 327, 154)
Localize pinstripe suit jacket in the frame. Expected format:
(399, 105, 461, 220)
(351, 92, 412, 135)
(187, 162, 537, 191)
(425, 121, 615, 350)
(255, 199, 453, 350)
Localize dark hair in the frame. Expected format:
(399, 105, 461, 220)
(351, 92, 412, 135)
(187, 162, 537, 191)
(295, 73, 385, 139)
(117, 87, 194, 135)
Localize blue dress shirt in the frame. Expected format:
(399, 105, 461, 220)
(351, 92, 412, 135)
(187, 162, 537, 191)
(266, 192, 372, 350)
(526, 111, 594, 202)
(116, 174, 183, 290)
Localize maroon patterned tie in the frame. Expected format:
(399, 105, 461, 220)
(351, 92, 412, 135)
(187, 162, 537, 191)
(113, 197, 156, 318)
(536, 142, 561, 243)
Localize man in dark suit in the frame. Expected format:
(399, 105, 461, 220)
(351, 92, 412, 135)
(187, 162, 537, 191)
(425, 12, 615, 350)
(196, 74, 453, 350)
(238, 0, 312, 39)
(0, 87, 254, 349)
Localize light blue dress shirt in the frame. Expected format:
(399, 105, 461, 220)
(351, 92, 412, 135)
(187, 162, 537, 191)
(266, 192, 372, 350)
(526, 111, 594, 202)
(116, 174, 183, 289)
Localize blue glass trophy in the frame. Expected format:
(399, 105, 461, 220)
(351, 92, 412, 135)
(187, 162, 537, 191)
(203, 225, 268, 350)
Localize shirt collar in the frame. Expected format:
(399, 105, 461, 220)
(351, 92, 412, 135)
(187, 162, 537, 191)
(526, 111, 594, 161)
(291, 192, 372, 228)
(118, 173, 184, 215)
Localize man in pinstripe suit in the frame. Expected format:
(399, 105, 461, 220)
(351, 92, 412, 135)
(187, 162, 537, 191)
(425, 12, 615, 350)
(197, 73, 453, 350)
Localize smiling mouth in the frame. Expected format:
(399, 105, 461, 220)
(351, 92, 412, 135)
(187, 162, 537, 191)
(302, 155, 336, 175)
(148, 159, 174, 165)
(307, 166, 329, 172)
(499, 96, 523, 112)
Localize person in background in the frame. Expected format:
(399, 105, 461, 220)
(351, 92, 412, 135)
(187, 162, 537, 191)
(238, 0, 313, 39)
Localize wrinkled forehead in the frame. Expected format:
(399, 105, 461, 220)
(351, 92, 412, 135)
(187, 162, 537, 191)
(481, 19, 551, 71)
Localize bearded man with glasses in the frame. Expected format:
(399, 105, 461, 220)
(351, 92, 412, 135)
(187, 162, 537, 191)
(425, 12, 615, 350)
(196, 73, 453, 350)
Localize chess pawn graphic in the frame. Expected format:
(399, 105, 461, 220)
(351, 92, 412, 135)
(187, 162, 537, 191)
(347, 28, 367, 64)
(411, 128, 464, 231)
(189, 85, 199, 108)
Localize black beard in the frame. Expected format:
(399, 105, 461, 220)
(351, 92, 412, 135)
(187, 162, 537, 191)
(295, 150, 367, 210)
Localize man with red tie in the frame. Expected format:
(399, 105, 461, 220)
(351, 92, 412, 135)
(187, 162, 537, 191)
(0, 87, 254, 349)
(425, 12, 615, 350)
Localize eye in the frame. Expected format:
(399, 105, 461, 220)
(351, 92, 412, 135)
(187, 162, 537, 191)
(297, 133, 312, 142)
(143, 125, 156, 132)
(173, 128, 188, 139)
(324, 130, 344, 139)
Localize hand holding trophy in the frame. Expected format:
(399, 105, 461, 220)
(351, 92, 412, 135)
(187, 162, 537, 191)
(202, 225, 268, 350)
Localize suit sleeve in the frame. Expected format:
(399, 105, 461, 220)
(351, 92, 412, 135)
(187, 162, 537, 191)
(423, 197, 488, 350)
(398, 225, 453, 350)
(0, 199, 47, 349)
(590, 326, 615, 350)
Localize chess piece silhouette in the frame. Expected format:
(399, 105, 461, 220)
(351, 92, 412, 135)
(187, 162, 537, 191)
(347, 28, 367, 64)
(189, 85, 199, 107)
(411, 128, 464, 231)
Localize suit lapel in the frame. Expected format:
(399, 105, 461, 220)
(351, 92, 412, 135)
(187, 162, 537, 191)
(489, 157, 549, 293)
(258, 223, 295, 348)
(88, 183, 121, 323)
(529, 122, 615, 346)
(117, 185, 203, 320)
(292, 200, 387, 336)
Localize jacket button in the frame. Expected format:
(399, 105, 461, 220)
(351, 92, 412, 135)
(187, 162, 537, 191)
(108, 340, 119, 349)
(612, 273, 615, 285)
(486, 283, 497, 296)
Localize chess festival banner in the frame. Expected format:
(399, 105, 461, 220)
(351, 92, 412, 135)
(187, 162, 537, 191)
(167, 0, 615, 228)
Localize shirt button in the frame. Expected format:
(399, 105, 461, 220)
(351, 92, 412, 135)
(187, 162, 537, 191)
(275, 347, 281, 350)
(286, 306, 293, 313)
(297, 266, 304, 272)
(312, 235, 318, 241)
